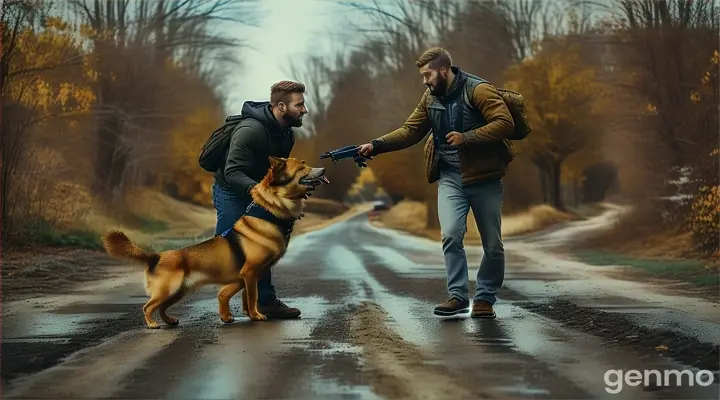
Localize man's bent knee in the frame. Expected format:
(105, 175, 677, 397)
(441, 229, 465, 248)
(483, 245, 504, 259)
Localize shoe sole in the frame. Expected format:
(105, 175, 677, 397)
(471, 312, 496, 319)
(260, 311, 301, 319)
(433, 308, 470, 316)
(264, 314, 301, 319)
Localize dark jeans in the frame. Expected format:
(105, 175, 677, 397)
(212, 182, 276, 306)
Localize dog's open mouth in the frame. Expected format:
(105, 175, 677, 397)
(299, 167, 330, 186)
(299, 167, 329, 199)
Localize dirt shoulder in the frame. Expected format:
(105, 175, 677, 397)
(516, 299, 720, 376)
(1, 246, 126, 303)
(564, 249, 719, 300)
(1, 199, 368, 303)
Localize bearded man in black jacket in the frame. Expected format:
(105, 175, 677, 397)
(212, 80, 307, 319)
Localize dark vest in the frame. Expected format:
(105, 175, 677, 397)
(427, 67, 489, 164)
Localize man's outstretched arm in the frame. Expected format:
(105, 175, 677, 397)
(461, 83, 515, 144)
(369, 90, 432, 155)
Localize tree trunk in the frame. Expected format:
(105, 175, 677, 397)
(426, 181, 440, 229)
(93, 109, 129, 200)
(547, 161, 564, 210)
(536, 164, 549, 203)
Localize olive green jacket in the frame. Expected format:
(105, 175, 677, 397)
(370, 68, 516, 185)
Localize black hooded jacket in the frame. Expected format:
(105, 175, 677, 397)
(213, 101, 295, 197)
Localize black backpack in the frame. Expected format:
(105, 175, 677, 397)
(197, 114, 246, 173)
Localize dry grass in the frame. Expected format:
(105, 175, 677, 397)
(575, 205, 716, 261)
(373, 200, 577, 243)
(502, 204, 578, 236)
(5, 173, 218, 251)
(580, 226, 700, 261)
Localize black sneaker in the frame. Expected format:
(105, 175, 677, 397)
(433, 298, 470, 316)
(258, 299, 301, 319)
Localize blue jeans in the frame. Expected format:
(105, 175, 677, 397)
(437, 167, 505, 305)
(212, 182, 276, 306)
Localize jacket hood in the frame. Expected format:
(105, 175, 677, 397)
(241, 101, 287, 136)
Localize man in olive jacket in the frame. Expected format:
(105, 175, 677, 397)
(358, 47, 516, 319)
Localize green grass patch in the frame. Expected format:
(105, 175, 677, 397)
(123, 214, 169, 234)
(573, 250, 718, 287)
(28, 219, 103, 250)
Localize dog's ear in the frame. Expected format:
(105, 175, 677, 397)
(268, 156, 286, 171)
(268, 156, 292, 186)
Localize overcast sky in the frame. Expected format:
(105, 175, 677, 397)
(222, 0, 367, 114)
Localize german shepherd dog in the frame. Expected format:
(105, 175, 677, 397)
(102, 156, 329, 328)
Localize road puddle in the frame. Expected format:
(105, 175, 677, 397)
(3, 312, 127, 339)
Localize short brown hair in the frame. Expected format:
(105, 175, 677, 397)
(415, 47, 452, 69)
(270, 80, 305, 105)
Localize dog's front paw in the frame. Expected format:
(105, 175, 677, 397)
(220, 314, 235, 323)
(146, 322, 160, 329)
(250, 312, 267, 321)
(165, 317, 179, 326)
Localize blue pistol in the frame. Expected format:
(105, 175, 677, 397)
(320, 145, 371, 168)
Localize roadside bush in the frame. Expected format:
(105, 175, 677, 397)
(690, 184, 720, 254)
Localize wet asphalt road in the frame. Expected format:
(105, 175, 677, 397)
(2, 209, 719, 399)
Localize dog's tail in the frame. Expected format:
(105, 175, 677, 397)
(102, 230, 161, 273)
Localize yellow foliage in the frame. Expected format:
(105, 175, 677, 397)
(690, 185, 720, 251)
(6, 17, 96, 118)
(701, 71, 711, 85)
(370, 144, 426, 201)
(167, 107, 223, 205)
(504, 39, 605, 164)
(356, 167, 376, 185)
(348, 167, 378, 198)
(690, 91, 700, 103)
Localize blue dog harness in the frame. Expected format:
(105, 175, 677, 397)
(220, 202, 297, 268)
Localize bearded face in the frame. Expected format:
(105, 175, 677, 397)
(420, 64, 449, 97)
(280, 93, 307, 127)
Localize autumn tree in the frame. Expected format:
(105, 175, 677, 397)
(580, 0, 720, 252)
(609, 0, 719, 194)
(504, 37, 605, 210)
(1, 2, 96, 237)
(68, 0, 250, 202)
(1, 0, 255, 245)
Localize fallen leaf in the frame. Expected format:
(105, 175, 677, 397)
(655, 345, 668, 351)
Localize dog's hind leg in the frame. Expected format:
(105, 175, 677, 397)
(218, 281, 244, 323)
(143, 292, 169, 329)
(157, 271, 186, 326)
(241, 283, 249, 316)
(159, 287, 187, 326)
